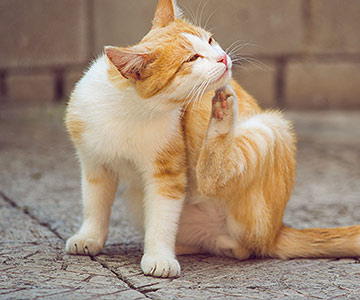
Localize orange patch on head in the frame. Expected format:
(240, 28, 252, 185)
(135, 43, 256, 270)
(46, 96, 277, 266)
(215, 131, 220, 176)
(107, 62, 131, 90)
(128, 19, 206, 98)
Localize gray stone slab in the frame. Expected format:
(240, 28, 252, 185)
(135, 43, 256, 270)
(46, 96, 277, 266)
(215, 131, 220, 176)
(1, 106, 360, 299)
(0, 0, 89, 68)
(309, 0, 360, 54)
(285, 61, 360, 109)
(93, 0, 305, 57)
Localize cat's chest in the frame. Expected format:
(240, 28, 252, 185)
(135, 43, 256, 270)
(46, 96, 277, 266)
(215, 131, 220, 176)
(85, 107, 182, 166)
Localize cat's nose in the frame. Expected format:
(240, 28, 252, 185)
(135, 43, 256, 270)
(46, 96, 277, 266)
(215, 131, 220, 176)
(217, 54, 228, 66)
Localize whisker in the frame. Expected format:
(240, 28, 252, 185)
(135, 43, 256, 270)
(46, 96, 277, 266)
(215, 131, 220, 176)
(181, 77, 204, 115)
(199, 0, 209, 28)
(228, 41, 256, 57)
(226, 40, 251, 53)
(195, 80, 210, 112)
(179, 3, 196, 24)
(206, 26, 217, 33)
(204, 8, 217, 31)
(232, 56, 271, 71)
(195, 0, 204, 27)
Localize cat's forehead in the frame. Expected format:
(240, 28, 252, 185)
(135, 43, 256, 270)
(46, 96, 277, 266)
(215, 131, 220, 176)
(142, 19, 208, 46)
(182, 32, 210, 52)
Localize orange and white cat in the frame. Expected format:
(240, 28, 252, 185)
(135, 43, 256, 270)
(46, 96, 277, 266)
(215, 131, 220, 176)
(65, 0, 360, 278)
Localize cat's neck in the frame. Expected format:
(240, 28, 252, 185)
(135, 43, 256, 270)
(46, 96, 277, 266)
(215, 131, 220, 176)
(103, 55, 182, 121)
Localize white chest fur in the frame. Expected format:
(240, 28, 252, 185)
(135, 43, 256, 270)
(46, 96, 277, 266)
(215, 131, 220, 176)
(70, 56, 182, 173)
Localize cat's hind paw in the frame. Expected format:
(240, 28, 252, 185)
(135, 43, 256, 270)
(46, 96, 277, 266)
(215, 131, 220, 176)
(66, 234, 104, 256)
(212, 84, 237, 119)
(208, 84, 237, 136)
(141, 253, 181, 278)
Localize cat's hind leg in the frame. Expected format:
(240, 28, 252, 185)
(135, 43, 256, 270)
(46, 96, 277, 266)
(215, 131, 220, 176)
(66, 162, 118, 256)
(176, 203, 251, 260)
(196, 85, 241, 196)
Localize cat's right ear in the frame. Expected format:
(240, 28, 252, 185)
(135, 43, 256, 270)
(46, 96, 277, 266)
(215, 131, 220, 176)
(152, 0, 176, 28)
(105, 46, 152, 81)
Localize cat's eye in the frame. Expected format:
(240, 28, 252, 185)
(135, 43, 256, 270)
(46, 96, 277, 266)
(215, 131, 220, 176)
(208, 36, 214, 45)
(187, 54, 200, 63)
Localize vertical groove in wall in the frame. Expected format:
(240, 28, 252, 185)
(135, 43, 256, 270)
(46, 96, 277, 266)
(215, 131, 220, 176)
(54, 69, 64, 102)
(302, 0, 313, 52)
(275, 58, 286, 109)
(0, 70, 7, 102)
(86, 0, 95, 59)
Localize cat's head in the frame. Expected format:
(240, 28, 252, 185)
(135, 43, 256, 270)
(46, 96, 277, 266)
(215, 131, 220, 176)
(105, 0, 232, 103)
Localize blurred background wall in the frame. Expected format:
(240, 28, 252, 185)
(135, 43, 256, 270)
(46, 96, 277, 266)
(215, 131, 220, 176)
(0, 0, 359, 109)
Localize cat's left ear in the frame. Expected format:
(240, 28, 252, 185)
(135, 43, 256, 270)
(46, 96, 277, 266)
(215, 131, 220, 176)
(105, 46, 153, 81)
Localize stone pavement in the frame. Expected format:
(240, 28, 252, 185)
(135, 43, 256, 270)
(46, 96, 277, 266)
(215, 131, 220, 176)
(0, 105, 360, 299)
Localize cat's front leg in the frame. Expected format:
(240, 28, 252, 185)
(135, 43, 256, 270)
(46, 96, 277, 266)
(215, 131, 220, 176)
(66, 162, 118, 256)
(141, 145, 186, 278)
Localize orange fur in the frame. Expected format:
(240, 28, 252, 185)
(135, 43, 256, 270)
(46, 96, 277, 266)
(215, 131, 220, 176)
(154, 128, 187, 200)
(107, 19, 204, 99)
(65, 111, 85, 143)
(66, 0, 360, 274)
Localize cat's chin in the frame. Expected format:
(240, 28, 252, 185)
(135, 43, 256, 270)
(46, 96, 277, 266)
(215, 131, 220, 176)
(210, 69, 232, 91)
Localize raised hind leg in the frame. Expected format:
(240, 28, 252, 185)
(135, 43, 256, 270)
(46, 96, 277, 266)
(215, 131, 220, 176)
(196, 84, 296, 254)
(196, 84, 295, 198)
(196, 84, 241, 196)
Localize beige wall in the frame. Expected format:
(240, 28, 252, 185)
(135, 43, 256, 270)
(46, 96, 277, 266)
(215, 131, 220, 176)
(1, 0, 359, 109)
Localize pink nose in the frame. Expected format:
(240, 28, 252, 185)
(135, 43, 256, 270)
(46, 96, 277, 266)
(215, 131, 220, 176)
(217, 54, 228, 66)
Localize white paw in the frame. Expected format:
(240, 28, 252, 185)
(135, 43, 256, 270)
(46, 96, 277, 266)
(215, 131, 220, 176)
(141, 253, 181, 278)
(66, 234, 104, 256)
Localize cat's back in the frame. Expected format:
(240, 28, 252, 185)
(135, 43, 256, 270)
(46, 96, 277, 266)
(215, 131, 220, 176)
(67, 55, 120, 111)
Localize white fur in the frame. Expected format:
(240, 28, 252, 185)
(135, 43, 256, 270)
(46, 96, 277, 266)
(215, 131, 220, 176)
(67, 55, 185, 277)
(173, 0, 184, 19)
(66, 30, 237, 277)
(162, 33, 232, 102)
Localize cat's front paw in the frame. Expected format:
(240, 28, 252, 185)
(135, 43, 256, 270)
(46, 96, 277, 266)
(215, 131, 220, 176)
(66, 234, 104, 256)
(141, 253, 181, 278)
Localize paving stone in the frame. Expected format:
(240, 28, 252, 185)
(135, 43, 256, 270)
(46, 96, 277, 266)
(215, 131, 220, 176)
(6, 71, 56, 103)
(0, 195, 137, 299)
(0, 0, 89, 68)
(284, 61, 360, 109)
(0, 106, 360, 299)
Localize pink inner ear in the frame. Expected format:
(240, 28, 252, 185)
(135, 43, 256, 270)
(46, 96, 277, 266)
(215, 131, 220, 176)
(105, 47, 148, 80)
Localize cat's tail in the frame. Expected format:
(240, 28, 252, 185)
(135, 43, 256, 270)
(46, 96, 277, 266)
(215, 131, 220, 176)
(269, 225, 360, 259)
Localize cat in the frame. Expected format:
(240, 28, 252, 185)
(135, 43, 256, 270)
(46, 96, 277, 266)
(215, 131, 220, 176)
(65, 0, 360, 278)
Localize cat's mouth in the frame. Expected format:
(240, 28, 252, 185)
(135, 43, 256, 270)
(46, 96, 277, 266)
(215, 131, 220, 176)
(217, 56, 232, 83)
(213, 65, 232, 88)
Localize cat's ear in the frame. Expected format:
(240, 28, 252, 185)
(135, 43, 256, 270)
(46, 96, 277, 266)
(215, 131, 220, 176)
(152, 0, 176, 28)
(105, 46, 153, 81)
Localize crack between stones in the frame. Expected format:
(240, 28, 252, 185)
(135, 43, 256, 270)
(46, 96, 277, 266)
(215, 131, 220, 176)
(0, 191, 63, 240)
(91, 257, 155, 299)
(0, 191, 155, 298)
(34, 287, 82, 299)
